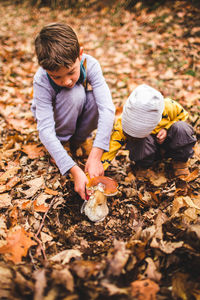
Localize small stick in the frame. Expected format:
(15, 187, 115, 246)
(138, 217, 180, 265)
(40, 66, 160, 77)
(35, 196, 55, 238)
(34, 235, 47, 261)
(33, 196, 56, 261)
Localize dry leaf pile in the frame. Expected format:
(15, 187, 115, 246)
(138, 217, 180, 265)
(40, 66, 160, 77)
(0, 1, 200, 299)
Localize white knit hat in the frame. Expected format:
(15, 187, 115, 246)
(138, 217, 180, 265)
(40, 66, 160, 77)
(122, 84, 164, 138)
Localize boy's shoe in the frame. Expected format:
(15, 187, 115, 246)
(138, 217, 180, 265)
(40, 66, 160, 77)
(172, 161, 190, 179)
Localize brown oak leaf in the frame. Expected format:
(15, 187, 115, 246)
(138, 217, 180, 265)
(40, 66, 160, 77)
(0, 226, 37, 263)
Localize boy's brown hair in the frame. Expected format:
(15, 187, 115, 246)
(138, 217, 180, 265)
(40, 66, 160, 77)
(35, 23, 80, 71)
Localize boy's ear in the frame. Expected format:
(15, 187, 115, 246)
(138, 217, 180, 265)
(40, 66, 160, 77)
(79, 47, 83, 60)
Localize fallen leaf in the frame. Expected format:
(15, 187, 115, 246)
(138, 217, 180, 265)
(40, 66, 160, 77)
(5, 176, 21, 191)
(138, 191, 154, 206)
(124, 172, 136, 183)
(0, 215, 7, 238)
(33, 193, 51, 212)
(45, 187, 58, 196)
(0, 226, 37, 263)
(33, 200, 49, 213)
(148, 170, 167, 186)
(40, 232, 53, 244)
(0, 266, 13, 298)
(21, 200, 32, 210)
(9, 206, 19, 227)
(183, 196, 200, 210)
(22, 144, 46, 159)
(184, 168, 199, 182)
(50, 249, 82, 264)
(187, 224, 200, 239)
(127, 239, 146, 261)
(52, 268, 74, 292)
(131, 279, 159, 300)
(106, 240, 130, 276)
(33, 269, 47, 300)
(161, 68, 174, 80)
(0, 193, 12, 208)
(172, 273, 189, 300)
(171, 196, 185, 216)
(101, 279, 128, 296)
(151, 239, 184, 254)
(144, 257, 162, 281)
(0, 166, 20, 185)
(71, 260, 102, 279)
(23, 177, 44, 198)
(193, 143, 200, 158)
(183, 207, 198, 223)
(7, 118, 33, 133)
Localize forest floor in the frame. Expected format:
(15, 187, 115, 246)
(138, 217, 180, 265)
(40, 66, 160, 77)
(0, 1, 200, 299)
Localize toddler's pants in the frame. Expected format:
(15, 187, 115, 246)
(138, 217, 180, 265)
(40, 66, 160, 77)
(54, 84, 98, 143)
(126, 121, 197, 167)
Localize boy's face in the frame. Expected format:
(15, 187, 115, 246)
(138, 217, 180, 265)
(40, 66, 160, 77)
(46, 48, 83, 89)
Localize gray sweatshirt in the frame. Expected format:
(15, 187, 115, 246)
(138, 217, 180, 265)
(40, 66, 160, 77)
(31, 54, 115, 175)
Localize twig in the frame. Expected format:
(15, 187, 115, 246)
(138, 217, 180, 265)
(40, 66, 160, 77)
(29, 249, 38, 270)
(35, 196, 56, 238)
(34, 235, 47, 261)
(33, 196, 56, 262)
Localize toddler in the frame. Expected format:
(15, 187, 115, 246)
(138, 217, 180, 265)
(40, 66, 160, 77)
(101, 84, 196, 178)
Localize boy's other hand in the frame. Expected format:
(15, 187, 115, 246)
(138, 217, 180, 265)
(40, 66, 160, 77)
(156, 128, 167, 144)
(85, 147, 104, 178)
(70, 165, 88, 200)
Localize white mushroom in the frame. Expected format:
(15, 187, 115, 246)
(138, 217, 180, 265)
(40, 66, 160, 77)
(81, 176, 118, 222)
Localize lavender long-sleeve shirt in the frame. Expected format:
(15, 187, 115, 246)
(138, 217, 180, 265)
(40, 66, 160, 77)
(31, 54, 115, 175)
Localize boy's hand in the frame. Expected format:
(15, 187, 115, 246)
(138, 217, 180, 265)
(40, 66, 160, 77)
(85, 147, 104, 178)
(70, 165, 88, 200)
(156, 128, 167, 144)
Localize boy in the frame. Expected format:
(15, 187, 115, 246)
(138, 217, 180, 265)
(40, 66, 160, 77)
(31, 23, 115, 200)
(101, 84, 196, 178)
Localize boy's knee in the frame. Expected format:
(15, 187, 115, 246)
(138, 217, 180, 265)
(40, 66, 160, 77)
(57, 84, 86, 111)
(69, 85, 86, 107)
(85, 91, 98, 113)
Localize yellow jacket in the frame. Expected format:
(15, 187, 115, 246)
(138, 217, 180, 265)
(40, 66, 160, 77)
(101, 98, 188, 170)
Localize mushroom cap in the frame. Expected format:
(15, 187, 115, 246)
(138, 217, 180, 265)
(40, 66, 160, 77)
(87, 176, 118, 196)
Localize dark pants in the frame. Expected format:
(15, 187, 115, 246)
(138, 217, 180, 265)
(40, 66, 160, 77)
(126, 121, 197, 167)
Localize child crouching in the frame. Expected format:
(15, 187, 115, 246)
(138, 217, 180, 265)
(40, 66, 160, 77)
(31, 23, 115, 200)
(101, 84, 197, 179)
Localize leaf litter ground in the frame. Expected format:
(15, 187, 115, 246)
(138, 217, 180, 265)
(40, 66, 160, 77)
(0, 1, 200, 299)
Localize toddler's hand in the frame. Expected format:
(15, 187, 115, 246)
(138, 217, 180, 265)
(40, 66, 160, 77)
(156, 128, 167, 144)
(70, 165, 88, 200)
